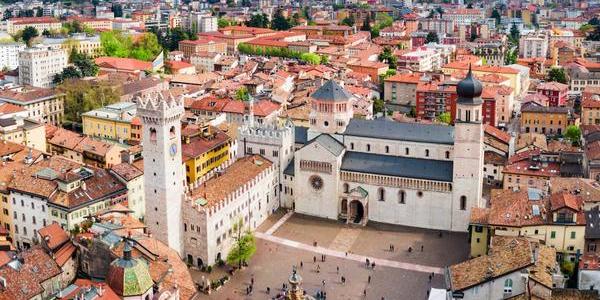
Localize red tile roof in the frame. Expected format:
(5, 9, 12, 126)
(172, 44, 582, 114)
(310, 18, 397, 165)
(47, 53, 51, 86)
(550, 191, 583, 212)
(385, 72, 422, 83)
(0, 103, 25, 115)
(537, 81, 568, 92)
(95, 57, 152, 72)
(38, 223, 69, 251)
(485, 125, 511, 144)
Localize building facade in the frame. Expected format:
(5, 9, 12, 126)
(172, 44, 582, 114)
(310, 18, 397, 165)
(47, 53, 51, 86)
(18, 46, 68, 88)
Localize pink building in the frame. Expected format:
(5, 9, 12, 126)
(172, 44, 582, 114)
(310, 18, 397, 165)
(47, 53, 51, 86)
(536, 82, 569, 107)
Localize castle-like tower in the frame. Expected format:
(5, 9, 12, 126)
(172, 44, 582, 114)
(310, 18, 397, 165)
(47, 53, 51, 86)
(451, 66, 485, 231)
(137, 92, 185, 256)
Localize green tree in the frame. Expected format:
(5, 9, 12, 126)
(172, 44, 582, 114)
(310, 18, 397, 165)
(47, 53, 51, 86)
(565, 125, 581, 145)
(491, 9, 501, 25)
(505, 48, 517, 65)
(35, 7, 43, 17)
(341, 16, 355, 27)
(42, 29, 51, 36)
(470, 30, 478, 42)
(246, 13, 270, 28)
(235, 87, 250, 101)
(21, 26, 39, 47)
(58, 79, 122, 124)
(378, 46, 397, 69)
(112, 4, 123, 18)
(226, 219, 256, 269)
(73, 52, 99, 77)
(587, 26, 600, 41)
(300, 52, 321, 64)
(271, 9, 291, 30)
(100, 30, 132, 57)
(547, 67, 568, 84)
(373, 98, 385, 114)
(2, 10, 12, 21)
(361, 14, 371, 31)
(131, 33, 162, 61)
(426, 31, 439, 43)
(437, 112, 452, 124)
(509, 22, 520, 45)
(590, 17, 600, 26)
(320, 54, 329, 65)
(218, 17, 232, 28)
(435, 7, 444, 17)
(53, 66, 82, 85)
(63, 20, 84, 34)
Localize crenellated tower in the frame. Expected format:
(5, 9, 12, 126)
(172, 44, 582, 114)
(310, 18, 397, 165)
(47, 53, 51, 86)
(136, 91, 185, 256)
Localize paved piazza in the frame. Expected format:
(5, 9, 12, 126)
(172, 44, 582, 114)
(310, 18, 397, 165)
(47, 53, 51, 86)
(199, 211, 469, 299)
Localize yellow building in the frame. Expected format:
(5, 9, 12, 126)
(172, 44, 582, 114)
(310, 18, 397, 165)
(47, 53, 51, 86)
(182, 124, 232, 184)
(470, 189, 585, 262)
(520, 102, 574, 135)
(58, 35, 104, 58)
(82, 102, 139, 142)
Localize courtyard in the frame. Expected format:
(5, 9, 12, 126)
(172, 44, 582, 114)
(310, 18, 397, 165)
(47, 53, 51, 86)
(196, 211, 469, 299)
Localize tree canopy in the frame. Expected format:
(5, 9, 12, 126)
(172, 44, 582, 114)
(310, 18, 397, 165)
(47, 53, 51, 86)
(547, 67, 568, 84)
(341, 16, 355, 27)
(437, 112, 452, 124)
(100, 31, 163, 61)
(235, 87, 250, 101)
(245, 13, 270, 28)
(21, 26, 39, 47)
(300, 52, 321, 64)
(565, 125, 581, 146)
(58, 79, 121, 124)
(491, 9, 501, 25)
(426, 31, 439, 43)
(53, 51, 98, 84)
(226, 219, 256, 268)
(378, 47, 397, 69)
(271, 9, 292, 30)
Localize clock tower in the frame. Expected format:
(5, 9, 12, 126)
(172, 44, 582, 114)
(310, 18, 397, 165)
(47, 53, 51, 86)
(137, 91, 185, 256)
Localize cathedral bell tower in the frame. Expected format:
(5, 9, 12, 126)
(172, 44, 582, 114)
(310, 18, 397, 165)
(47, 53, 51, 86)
(451, 65, 485, 232)
(307, 80, 354, 141)
(137, 91, 185, 256)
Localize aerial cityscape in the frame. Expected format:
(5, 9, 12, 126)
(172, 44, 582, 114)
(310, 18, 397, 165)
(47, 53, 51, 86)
(1, 0, 600, 299)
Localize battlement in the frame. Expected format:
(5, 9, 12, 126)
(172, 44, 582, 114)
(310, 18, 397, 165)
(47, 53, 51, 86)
(136, 91, 184, 124)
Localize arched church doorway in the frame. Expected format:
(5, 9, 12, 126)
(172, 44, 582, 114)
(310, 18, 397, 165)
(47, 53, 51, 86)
(341, 198, 348, 215)
(349, 200, 364, 224)
(197, 258, 204, 268)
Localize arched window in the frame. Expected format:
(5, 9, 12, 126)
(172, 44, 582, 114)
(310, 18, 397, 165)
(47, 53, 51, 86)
(170, 126, 176, 139)
(184, 223, 187, 232)
(350, 142, 354, 150)
(425, 149, 430, 157)
(405, 147, 409, 155)
(149, 128, 157, 142)
(385, 145, 389, 153)
(378, 188, 385, 201)
(460, 196, 467, 210)
(503, 278, 513, 294)
(398, 190, 406, 204)
(445, 151, 450, 159)
(343, 183, 349, 193)
(366, 144, 371, 152)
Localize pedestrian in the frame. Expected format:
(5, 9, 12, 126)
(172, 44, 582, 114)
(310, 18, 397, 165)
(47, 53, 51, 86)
(300, 261, 303, 268)
(336, 266, 339, 274)
(313, 256, 316, 263)
(266, 287, 270, 294)
(317, 264, 320, 273)
(251, 276, 254, 285)
(366, 258, 370, 267)
(372, 262, 376, 270)
(321, 254, 324, 262)
(322, 279, 325, 286)
(246, 286, 249, 295)
(368, 275, 371, 284)
(345, 251, 348, 256)
(421, 245, 424, 252)
(428, 274, 432, 282)
(431, 272, 435, 279)
(438, 231, 442, 238)
(408, 246, 412, 253)
(363, 289, 367, 296)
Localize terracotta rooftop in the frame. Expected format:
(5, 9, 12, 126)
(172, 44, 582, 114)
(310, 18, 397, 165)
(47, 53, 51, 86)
(484, 125, 511, 144)
(537, 81, 569, 91)
(0, 103, 25, 115)
(384, 72, 422, 84)
(95, 57, 152, 72)
(110, 163, 143, 181)
(550, 191, 583, 212)
(550, 177, 600, 204)
(448, 237, 533, 292)
(189, 155, 272, 208)
(181, 127, 230, 161)
(0, 87, 60, 104)
(38, 223, 69, 251)
(0, 247, 61, 299)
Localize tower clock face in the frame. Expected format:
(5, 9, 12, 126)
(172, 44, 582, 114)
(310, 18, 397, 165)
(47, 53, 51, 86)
(309, 175, 323, 191)
(169, 143, 178, 157)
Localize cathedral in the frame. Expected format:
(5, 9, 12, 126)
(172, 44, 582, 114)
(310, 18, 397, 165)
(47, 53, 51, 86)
(136, 67, 486, 267)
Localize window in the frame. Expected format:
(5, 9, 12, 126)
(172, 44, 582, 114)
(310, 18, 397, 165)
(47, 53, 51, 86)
(343, 183, 349, 193)
(169, 126, 176, 139)
(503, 279, 513, 294)
(378, 188, 385, 201)
(425, 149, 429, 157)
(460, 196, 467, 210)
(405, 148, 409, 155)
(445, 151, 450, 159)
(385, 146, 389, 153)
(350, 143, 354, 150)
(551, 231, 556, 239)
(366, 144, 371, 152)
(398, 191, 405, 204)
(570, 232, 576, 239)
(149, 128, 157, 141)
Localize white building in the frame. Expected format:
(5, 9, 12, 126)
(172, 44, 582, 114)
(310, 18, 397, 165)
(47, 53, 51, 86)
(110, 163, 145, 220)
(397, 47, 442, 72)
(190, 52, 221, 73)
(18, 46, 67, 88)
(519, 31, 549, 59)
(442, 8, 485, 26)
(137, 91, 185, 256)
(189, 12, 217, 33)
(272, 76, 484, 232)
(0, 42, 25, 70)
(182, 155, 278, 266)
